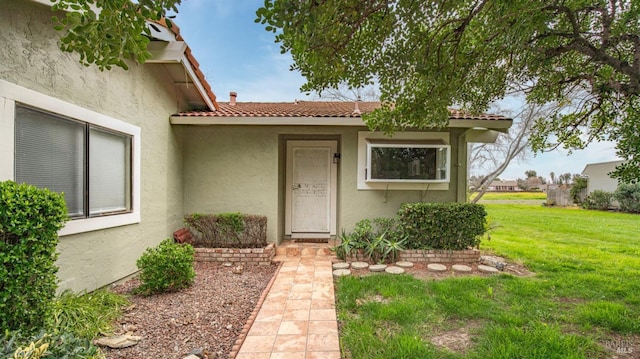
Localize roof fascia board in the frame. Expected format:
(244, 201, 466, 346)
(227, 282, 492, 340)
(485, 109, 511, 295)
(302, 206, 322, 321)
(146, 41, 187, 63)
(170, 116, 512, 130)
(448, 119, 512, 132)
(177, 54, 216, 112)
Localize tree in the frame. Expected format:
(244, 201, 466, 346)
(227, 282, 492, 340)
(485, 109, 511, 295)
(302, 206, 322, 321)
(525, 170, 538, 179)
(257, 0, 640, 181)
(550, 172, 556, 185)
(51, 0, 182, 70)
(468, 102, 551, 203)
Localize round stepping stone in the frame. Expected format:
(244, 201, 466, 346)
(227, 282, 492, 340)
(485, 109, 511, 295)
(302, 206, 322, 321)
(351, 262, 369, 270)
(369, 264, 387, 272)
(452, 264, 472, 273)
(427, 263, 447, 272)
(395, 261, 414, 268)
(333, 269, 351, 277)
(332, 262, 350, 270)
(478, 264, 499, 274)
(385, 266, 405, 274)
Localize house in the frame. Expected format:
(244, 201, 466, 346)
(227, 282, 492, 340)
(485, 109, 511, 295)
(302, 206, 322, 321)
(581, 160, 624, 193)
(1, 0, 512, 292)
(487, 180, 518, 191)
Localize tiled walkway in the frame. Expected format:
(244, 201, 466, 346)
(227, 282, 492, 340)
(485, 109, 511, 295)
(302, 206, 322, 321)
(235, 253, 341, 359)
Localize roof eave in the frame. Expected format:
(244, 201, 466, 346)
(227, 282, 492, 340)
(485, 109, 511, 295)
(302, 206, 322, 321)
(170, 116, 513, 131)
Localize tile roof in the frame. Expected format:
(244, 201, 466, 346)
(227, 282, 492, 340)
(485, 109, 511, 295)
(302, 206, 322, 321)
(174, 101, 511, 121)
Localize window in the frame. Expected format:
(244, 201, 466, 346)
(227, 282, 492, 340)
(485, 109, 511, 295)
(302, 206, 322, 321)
(15, 105, 132, 218)
(357, 131, 451, 190)
(1, 80, 140, 235)
(366, 143, 450, 183)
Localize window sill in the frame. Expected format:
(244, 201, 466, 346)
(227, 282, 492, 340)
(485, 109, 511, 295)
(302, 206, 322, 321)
(59, 212, 140, 236)
(358, 182, 449, 191)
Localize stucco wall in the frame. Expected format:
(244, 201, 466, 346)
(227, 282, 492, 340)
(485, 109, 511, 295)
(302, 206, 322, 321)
(1, 0, 185, 292)
(582, 161, 624, 193)
(182, 125, 460, 243)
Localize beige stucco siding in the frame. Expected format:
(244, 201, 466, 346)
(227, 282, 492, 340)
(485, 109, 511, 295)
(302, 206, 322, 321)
(582, 160, 624, 193)
(182, 125, 461, 242)
(1, 0, 185, 292)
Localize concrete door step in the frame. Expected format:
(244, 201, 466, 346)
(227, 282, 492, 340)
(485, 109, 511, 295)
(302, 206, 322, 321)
(276, 239, 336, 257)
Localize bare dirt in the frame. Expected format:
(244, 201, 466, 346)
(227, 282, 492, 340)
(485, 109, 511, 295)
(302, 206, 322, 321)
(102, 262, 279, 359)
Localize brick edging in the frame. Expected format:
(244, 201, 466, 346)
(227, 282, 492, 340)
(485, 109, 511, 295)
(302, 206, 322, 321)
(398, 249, 480, 264)
(228, 260, 283, 359)
(194, 243, 275, 265)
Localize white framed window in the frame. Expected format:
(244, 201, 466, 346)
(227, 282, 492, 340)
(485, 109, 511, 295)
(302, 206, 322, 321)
(366, 143, 450, 183)
(357, 131, 450, 190)
(0, 80, 141, 235)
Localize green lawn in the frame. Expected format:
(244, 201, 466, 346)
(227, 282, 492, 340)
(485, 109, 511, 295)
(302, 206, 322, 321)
(477, 191, 547, 201)
(335, 204, 639, 358)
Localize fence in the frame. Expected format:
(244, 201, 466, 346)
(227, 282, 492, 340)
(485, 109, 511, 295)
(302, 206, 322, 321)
(547, 188, 587, 206)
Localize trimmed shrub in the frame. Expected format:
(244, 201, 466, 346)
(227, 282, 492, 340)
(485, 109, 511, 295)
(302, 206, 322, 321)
(184, 213, 267, 248)
(135, 239, 195, 295)
(0, 181, 68, 334)
(614, 183, 640, 213)
(582, 190, 614, 211)
(397, 203, 487, 250)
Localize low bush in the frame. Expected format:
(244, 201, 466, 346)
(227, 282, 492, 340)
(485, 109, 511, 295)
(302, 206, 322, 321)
(397, 202, 487, 250)
(614, 183, 640, 213)
(135, 239, 195, 295)
(0, 181, 68, 334)
(0, 330, 100, 359)
(333, 218, 406, 263)
(582, 190, 614, 211)
(184, 213, 267, 248)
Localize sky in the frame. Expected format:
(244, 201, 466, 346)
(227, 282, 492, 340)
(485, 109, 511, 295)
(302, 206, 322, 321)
(172, 0, 621, 182)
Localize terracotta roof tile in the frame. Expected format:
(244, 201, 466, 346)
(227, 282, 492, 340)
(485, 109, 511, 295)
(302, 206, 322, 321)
(174, 101, 510, 121)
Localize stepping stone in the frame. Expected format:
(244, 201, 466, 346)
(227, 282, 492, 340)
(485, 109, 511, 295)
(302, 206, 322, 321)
(395, 261, 414, 268)
(478, 264, 499, 274)
(351, 262, 369, 270)
(369, 264, 387, 272)
(427, 263, 447, 272)
(385, 266, 404, 274)
(333, 269, 351, 277)
(332, 262, 350, 270)
(452, 264, 472, 273)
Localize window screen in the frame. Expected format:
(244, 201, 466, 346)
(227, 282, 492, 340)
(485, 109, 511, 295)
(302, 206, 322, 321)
(15, 106, 85, 216)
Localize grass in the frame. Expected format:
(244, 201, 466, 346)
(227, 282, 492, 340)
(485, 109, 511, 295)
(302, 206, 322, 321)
(52, 289, 129, 339)
(335, 204, 639, 358)
(477, 191, 547, 201)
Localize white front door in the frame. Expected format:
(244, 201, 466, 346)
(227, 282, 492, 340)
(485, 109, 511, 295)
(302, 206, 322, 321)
(285, 140, 337, 238)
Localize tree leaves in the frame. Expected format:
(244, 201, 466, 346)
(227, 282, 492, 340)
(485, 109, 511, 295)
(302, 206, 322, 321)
(257, 0, 640, 182)
(51, 0, 182, 71)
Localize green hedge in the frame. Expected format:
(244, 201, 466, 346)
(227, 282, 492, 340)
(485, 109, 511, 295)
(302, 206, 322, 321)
(397, 203, 487, 250)
(0, 181, 68, 333)
(614, 183, 640, 213)
(184, 213, 267, 248)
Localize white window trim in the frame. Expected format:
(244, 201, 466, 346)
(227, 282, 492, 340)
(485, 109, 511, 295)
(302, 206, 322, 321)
(0, 80, 141, 236)
(357, 131, 450, 191)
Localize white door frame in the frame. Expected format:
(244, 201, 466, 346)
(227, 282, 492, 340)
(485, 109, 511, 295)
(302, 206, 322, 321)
(285, 140, 338, 238)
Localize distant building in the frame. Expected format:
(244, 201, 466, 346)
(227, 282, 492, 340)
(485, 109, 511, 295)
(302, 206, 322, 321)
(488, 180, 518, 192)
(581, 160, 624, 193)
